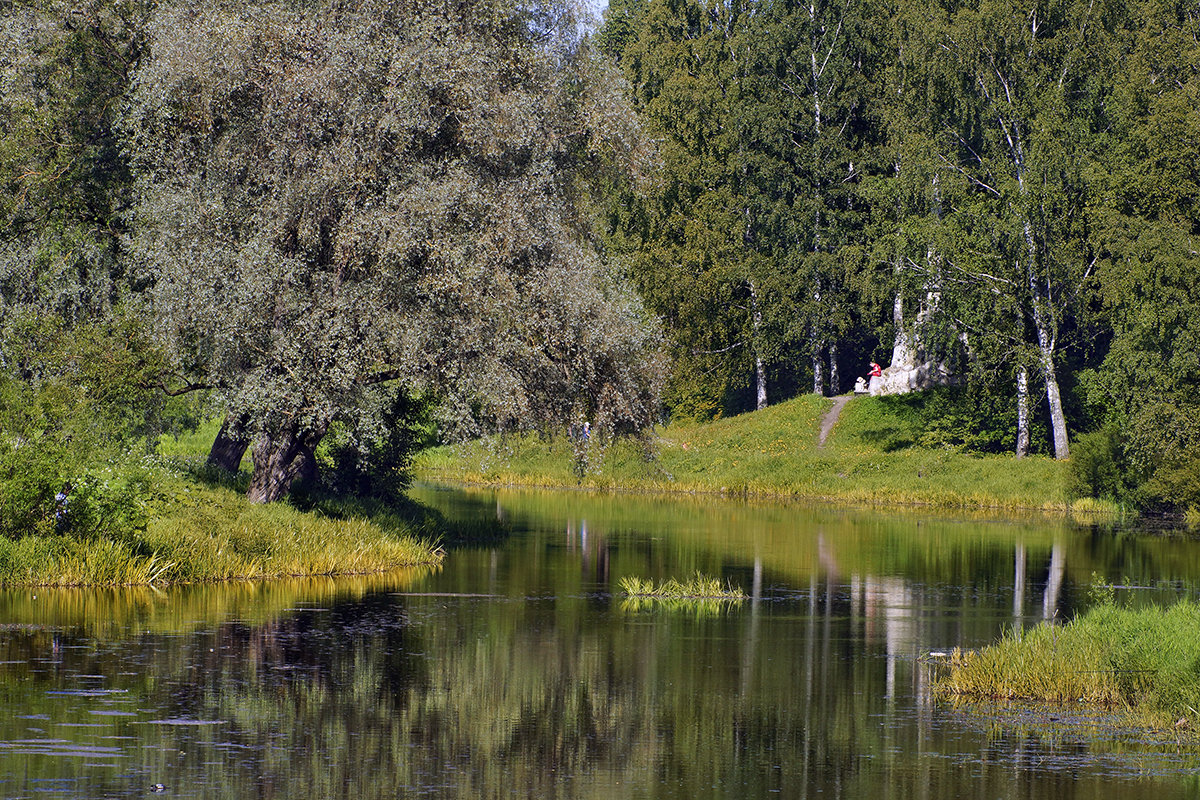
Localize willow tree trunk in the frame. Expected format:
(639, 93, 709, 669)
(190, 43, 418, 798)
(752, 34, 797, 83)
(208, 414, 250, 473)
(246, 422, 328, 504)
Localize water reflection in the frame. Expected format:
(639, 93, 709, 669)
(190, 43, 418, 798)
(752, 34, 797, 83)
(0, 486, 1198, 798)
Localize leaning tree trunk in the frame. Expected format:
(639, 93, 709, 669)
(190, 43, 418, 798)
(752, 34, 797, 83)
(1037, 337, 1070, 460)
(1022, 219, 1070, 460)
(246, 422, 328, 504)
(208, 414, 250, 472)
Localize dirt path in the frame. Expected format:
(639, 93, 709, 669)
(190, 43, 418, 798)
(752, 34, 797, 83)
(818, 395, 851, 449)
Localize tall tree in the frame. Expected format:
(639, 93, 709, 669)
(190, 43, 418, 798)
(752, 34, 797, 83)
(884, 0, 1112, 459)
(125, 0, 666, 502)
(1082, 0, 1200, 507)
(606, 0, 883, 414)
(0, 0, 147, 357)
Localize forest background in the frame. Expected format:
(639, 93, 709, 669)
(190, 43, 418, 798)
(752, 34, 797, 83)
(1, 0, 1199, 551)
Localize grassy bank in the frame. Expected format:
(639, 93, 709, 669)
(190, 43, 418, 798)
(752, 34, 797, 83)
(938, 599, 1200, 730)
(415, 395, 1070, 512)
(0, 451, 442, 587)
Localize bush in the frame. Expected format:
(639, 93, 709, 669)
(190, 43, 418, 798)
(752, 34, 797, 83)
(0, 373, 153, 541)
(1066, 424, 1132, 502)
(877, 386, 1042, 455)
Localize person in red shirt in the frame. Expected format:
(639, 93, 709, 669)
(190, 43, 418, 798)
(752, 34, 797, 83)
(869, 361, 882, 378)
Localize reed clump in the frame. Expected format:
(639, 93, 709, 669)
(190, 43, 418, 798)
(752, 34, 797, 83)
(937, 599, 1200, 729)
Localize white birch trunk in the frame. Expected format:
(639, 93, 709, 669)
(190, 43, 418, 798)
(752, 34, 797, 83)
(1037, 332, 1070, 459)
(1015, 365, 1029, 459)
(1022, 220, 1070, 460)
(891, 292, 914, 369)
(812, 335, 825, 396)
(828, 341, 839, 395)
(749, 280, 767, 410)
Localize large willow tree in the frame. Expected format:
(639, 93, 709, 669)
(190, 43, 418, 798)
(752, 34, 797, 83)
(125, 0, 665, 502)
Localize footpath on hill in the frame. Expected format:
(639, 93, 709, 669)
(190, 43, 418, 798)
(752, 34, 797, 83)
(415, 394, 1072, 515)
(818, 396, 852, 449)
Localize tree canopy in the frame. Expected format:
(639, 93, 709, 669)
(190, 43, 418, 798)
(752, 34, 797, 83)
(120, 0, 665, 501)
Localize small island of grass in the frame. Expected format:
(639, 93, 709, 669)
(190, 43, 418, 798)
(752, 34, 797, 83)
(619, 573, 747, 601)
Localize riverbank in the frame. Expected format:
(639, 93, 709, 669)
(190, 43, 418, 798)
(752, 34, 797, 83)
(0, 458, 442, 587)
(937, 597, 1200, 731)
(415, 395, 1075, 514)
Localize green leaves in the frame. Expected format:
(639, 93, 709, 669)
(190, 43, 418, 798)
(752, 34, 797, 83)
(121, 0, 665, 499)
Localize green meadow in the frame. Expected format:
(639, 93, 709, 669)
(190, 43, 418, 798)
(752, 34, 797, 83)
(416, 394, 1075, 514)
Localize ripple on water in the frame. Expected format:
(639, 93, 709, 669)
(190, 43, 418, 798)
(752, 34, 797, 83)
(0, 739, 123, 758)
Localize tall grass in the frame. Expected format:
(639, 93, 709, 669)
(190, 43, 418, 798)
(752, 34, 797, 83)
(416, 395, 1069, 512)
(0, 467, 442, 587)
(618, 572, 747, 614)
(937, 600, 1200, 728)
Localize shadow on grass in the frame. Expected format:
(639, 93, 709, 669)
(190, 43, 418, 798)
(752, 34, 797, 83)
(162, 456, 509, 548)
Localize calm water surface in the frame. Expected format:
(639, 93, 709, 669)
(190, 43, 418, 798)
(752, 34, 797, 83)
(2, 483, 1200, 798)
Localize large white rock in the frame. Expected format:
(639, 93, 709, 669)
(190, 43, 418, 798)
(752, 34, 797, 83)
(869, 361, 951, 397)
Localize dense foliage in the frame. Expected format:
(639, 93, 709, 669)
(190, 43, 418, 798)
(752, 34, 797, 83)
(599, 0, 1200, 511)
(2, 0, 667, 517)
(1, 0, 1198, 517)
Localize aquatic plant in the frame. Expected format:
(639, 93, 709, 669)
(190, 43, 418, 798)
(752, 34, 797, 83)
(619, 573, 747, 601)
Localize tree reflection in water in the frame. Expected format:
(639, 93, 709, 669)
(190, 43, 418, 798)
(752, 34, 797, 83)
(0, 488, 1198, 798)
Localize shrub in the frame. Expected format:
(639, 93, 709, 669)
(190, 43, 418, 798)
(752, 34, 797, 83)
(1066, 424, 1132, 502)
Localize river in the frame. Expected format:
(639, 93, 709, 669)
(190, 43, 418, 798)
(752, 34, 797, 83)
(1, 483, 1198, 798)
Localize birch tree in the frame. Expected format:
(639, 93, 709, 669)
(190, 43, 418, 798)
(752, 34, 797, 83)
(927, 0, 1112, 459)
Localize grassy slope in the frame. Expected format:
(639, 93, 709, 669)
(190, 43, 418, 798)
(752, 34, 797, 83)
(415, 394, 1069, 512)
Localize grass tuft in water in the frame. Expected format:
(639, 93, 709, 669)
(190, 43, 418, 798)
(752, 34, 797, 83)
(619, 572, 747, 600)
(937, 598, 1200, 730)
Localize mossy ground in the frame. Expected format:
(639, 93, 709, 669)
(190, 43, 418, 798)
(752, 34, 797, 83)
(416, 394, 1069, 512)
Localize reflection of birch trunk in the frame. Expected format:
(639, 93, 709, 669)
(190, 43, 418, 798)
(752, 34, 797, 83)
(1042, 542, 1065, 620)
(1013, 542, 1026, 623)
(740, 557, 763, 697)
